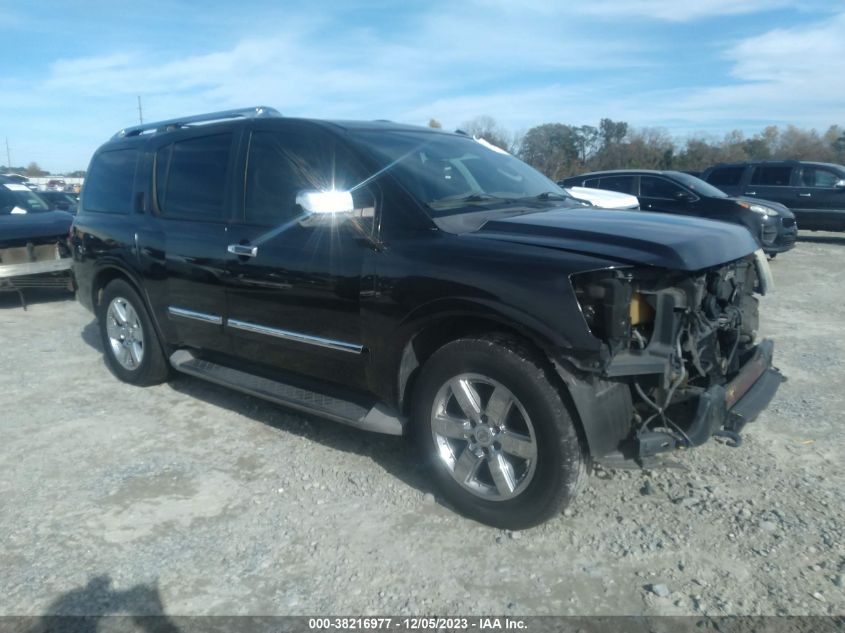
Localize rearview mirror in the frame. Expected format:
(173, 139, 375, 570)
(296, 189, 354, 214)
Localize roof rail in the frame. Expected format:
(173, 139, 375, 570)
(112, 106, 282, 139)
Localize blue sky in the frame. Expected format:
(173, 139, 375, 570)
(1, 0, 844, 172)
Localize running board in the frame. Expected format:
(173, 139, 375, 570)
(169, 350, 406, 435)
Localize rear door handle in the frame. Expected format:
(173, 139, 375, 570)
(227, 244, 258, 257)
(798, 193, 812, 197)
(745, 191, 756, 195)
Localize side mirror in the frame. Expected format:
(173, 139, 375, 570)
(674, 190, 694, 202)
(834, 179, 845, 189)
(296, 189, 354, 215)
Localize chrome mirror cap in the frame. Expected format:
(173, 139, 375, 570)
(296, 189, 354, 214)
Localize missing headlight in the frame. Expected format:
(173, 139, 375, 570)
(570, 270, 633, 351)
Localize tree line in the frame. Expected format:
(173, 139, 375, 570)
(7, 118, 845, 183)
(437, 116, 845, 181)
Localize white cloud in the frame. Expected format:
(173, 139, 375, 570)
(576, 0, 796, 21)
(660, 12, 845, 124)
(7, 2, 845, 171)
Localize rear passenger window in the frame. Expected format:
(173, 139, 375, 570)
(156, 133, 232, 220)
(750, 166, 792, 187)
(706, 167, 744, 186)
(82, 148, 138, 214)
(598, 176, 636, 195)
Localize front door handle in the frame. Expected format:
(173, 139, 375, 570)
(798, 193, 812, 197)
(227, 244, 258, 257)
(745, 190, 756, 195)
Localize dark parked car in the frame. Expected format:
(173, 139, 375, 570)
(0, 176, 74, 307)
(39, 190, 79, 214)
(559, 170, 797, 255)
(71, 107, 782, 528)
(701, 160, 845, 231)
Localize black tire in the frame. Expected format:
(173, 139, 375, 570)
(98, 278, 169, 386)
(412, 333, 585, 529)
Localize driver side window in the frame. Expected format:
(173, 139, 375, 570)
(244, 130, 375, 230)
(800, 166, 840, 188)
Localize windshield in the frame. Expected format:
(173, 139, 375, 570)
(347, 130, 574, 217)
(1, 183, 52, 213)
(670, 172, 729, 198)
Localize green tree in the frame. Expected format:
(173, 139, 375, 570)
(519, 123, 581, 179)
(676, 136, 722, 171)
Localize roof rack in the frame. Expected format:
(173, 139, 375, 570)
(112, 106, 282, 139)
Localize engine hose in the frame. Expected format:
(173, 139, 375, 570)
(713, 429, 742, 448)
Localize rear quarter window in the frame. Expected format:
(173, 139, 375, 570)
(82, 148, 139, 214)
(706, 167, 745, 187)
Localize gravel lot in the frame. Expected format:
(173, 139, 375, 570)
(1, 233, 843, 618)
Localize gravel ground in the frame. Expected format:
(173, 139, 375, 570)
(1, 233, 843, 618)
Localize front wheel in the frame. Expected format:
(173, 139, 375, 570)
(413, 334, 585, 529)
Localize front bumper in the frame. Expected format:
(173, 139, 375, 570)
(637, 339, 782, 458)
(762, 216, 798, 254)
(0, 257, 72, 279)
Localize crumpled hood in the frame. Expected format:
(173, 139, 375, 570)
(0, 210, 73, 247)
(476, 208, 759, 271)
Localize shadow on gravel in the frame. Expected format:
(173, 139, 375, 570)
(78, 318, 433, 499)
(25, 575, 180, 633)
(797, 233, 845, 245)
(0, 287, 74, 310)
(82, 319, 103, 352)
(167, 372, 434, 498)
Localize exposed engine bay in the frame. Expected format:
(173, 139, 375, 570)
(569, 250, 781, 463)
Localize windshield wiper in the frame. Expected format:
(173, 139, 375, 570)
(428, 193, 517, 208)
(532, 191, 572, 201)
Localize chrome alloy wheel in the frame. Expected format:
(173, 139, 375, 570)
(106, 296, 144, 370)
(431, 374, 538, 501)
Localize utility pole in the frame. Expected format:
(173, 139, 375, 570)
(137, 96, 144, 125)
(5, 137, 10, 172)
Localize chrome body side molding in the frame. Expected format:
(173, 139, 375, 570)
(167, 306, 223, 325)
(227, 318, 363, 354)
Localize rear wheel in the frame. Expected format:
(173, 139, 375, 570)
(98, 279, 169, 386)
(413, 334, 585, 529)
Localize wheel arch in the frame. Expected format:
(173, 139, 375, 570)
(390, 299, 631, 461)
(390, 302, 599, 453)
(91, 263, 169, 353)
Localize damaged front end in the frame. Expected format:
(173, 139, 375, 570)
(0, 239, 74, 309)
(564, 249, 782, 466)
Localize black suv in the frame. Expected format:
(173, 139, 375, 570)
(701, 160, 845, 232)
(71, 107, 782, 528)
(560, 170, 797, 255)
